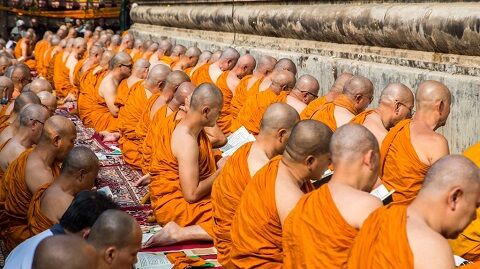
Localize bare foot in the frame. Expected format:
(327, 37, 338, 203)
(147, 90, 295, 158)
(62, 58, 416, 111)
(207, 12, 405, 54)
(143, 221, 181, 248)
(134, 173, 151, 187)
(101, 132, 120, 142)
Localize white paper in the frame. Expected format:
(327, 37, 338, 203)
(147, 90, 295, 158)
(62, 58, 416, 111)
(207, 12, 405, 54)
(134, 252, 173, 269)
(97, 186, 114, 199)
(183, 247, 218, 256)
(142, 233, 154, 245)
(454, 255, 471, 266)
(370, 184, 394, 201)
(221, 126, 255, 157)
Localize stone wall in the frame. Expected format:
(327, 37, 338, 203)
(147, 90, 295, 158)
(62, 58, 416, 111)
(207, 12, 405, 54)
(130, 2, 480, 153)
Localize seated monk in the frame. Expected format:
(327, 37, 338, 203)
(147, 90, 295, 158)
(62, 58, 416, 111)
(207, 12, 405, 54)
(146, 83, 225, 246)
(185, 50, 212, 77)
(209, 50, 222, 64)
(27, 146, 99, 236)
(215, 54, 256, 134)
(41, 35, 61, 81)
(172, 46, 201, 72)
(34, 32, 52, 77)
(142, 42, 158, 62)
(211, 103, 299, 266)
(380, 80, 451, 202)
(117, 32, 134, 54)
(286, 74, 320, 113)
(0, 115, 76, 251)
(114, 58, 150, 110)
(0, 76, 15, 131)
(257, 58, 297, 92)
(301, 72, 353, 119)
(0, 55, 13, 76)
(61, 37, 88, 102)
(283, 124, 383, 269)
(150, 40, 172, 66)
(311, 75, 374, 131)
(87, 52, 132, 133)
(108, 34, 121, 52)
(29, 78, 53, 94)
(14, 31, 36, 70)
(0, 104, 50, 176)
(130, 39, 145, 62)
(52, 38, 75, 100)
(165, 44, 187, 67)
(118, 64, 172, 169)
(229, 55, 277, 119)
(350, 83, 414, 145)
(191, 47, 240, 86)
(0, 91, 39, 135)
(229, 120, 332, 268)
(346, 155, 480, 269)
(36, 91, 57, 116)
(9, 63, 32, 99)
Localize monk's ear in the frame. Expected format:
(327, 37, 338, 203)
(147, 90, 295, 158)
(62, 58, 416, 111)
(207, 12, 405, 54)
(394, 101, 402, 114)
(202, 106, 210, 118)
(53, 134, 61, 147)
(81, 228, 91, 239)
(448, 187, 463, 211)
(439, 100, 445, 114)
(277, 128, 287, 142)
(105, 246, 116, 264)
(305, 155, 315, 169)
(363, 149, 375, 170)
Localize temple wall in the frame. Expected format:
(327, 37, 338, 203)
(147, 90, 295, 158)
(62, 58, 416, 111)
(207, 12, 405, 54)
(130, 1, 480, 153)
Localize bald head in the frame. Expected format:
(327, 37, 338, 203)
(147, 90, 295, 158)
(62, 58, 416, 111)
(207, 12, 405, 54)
(380, 83, 413, 104)
(0, 56, 12, 75)
(343, 75, 374, 96)
(158, 40, 173, 56)
(147, 64, 171, 85)
(330, 72, 353, 93)
(110, 34, 121, 46)
(285, 120, 333, 162)
(271, 70, 296, 93)
(133, 39, 143, 49)
(11, 64, 32, 86)
(209, 50, 222, 64)
(0, 76, 14, 99)
(100, 50, 115, 68)
(198, 50, 212, 64)
(133, 58, 150, 70)
(330, 123, 379, 164)
(219, 47, 240, 70)
(30, 78, 53, 93)
(108, 51, 132, 70)
(260, 103, 299, 134)
(171, 44, 187, 57)
(173, 81, 196, 105)
(274, 58, 297, 75)
(256, 55, 277, 75)
(416, 80, 451, 110)
(61, 146, 99, 179)
(235, 54, 256, 78)
(121, 33, 134, 49)
(32, 235, 98, 269)
(37, 91, 57, 115)
(165, 70, 190, 89)
(87, 209, 141, 250)
(13, 92, 40, 114)
(40, 115, 76, 145)
(19, 103, 50, 128)
(295, 74, 320, 100)
(50, 35, 61, 46)
(185, 47, 202, 58)
(190, 83, 224, 112)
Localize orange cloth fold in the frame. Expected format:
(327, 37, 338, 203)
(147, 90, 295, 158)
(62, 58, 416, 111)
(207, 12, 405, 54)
(14, 38, 36, 70)
(229, 75, 257, 120)
(158, 56, 174, 67)
(283, 184, 358, 269)
(211, 142, 253, 265)
(34, 40, 49, 76)
(140, 105, 169, 174)
(349, 109, 376, 125)
(148, 115, 215, 235)
(230, 157, 314, 268)
(135, 93, 161, 147)
(300, 95, 327, 120)
(190, 64, 213, 86)
(231, 90, 289, 135)
(310, 94, 357, 131)
(27, 183, 54, 236)
(85, 75, 119, 132)
(78, 67, 107, 127)
(215, 71, 234, 134)
(115, 79, 138, 109)
(44, 48, 57, 85)
(380, 119, 429, 202)
(53, 53, 81, 99)
(346, 202, 413, 269)
(0, 100, 13, 133)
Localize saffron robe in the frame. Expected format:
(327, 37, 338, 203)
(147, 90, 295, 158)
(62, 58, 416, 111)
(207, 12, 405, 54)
(27, 183, 54, 236)
(78, 67, 107, 127)
(229, 75, 258, 120)
(34, 40, 49, 76)
(215, 71, 234, 134)
(86, 77, 119, 132)
(140, 105, 170, 173)
(0, 100, 13, 133)
(300, 95, 327, 120)
(14, 38, 36, 70)
(190, 64, 213, 86)
(135, 92, 162, 147)
(310, 94, 358, 132)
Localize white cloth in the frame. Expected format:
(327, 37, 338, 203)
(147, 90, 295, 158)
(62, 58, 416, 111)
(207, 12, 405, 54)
(4, 229, 53, 269)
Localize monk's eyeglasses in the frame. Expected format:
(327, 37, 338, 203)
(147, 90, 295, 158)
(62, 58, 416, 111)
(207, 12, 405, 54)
(294, 87, 318, 98)
(396, 100, 414, 115)
(120, 63, 133, 69)
(30, 118, 45, 125)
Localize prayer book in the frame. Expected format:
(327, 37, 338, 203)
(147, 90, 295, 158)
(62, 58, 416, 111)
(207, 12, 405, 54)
(370, 184, 394, 204)
(220, 126, 256, 157)
(134, 252, 173, 269)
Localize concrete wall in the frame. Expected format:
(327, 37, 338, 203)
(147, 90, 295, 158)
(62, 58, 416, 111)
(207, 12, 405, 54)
(130, 4, 480, 154)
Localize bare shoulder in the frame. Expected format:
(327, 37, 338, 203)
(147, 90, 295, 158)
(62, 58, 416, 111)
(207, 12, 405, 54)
(25, 155, 55, 191)
(41, 188, 73, 221)
(171, 124, 198, 157)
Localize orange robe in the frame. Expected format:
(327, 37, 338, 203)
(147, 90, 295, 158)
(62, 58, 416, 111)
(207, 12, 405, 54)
(184, 67, 194, 77)
(27, 183, 54, 236)
(72, 58, 86, 92)
(135, 93, 161, 147)
(0, 149, 60, 251)
(78, 67, 107, 127)
(214, 71, 234, 134)
(211, 142, 253, 265)
(38, 46, 52, 78)
(0, 138, 10, 179)
(380, 119, 429, 202)
(14, 38, 36, 70)
(230, 157, 314, 268)
(0, 100, 13, 133)
(300, 95, 327, 120)
(43, 48, 56, 84)
(132, 51, 143, 63)
(310, 94, 357, 131)
(86, 76, 119, 132)
(34, 40, 49, 76)
(190, 64, 213, 86)
(53, 53, 79, 99)
(149, 116, 215, 235)
(115, 79, 137, 110)
(231, 90, 289, 135)
(158, 55, 174, 67)
(346, 202, 413, 269)
(349, 109, 376, 124)
(140, 105, 170, 173)
(229, 75, 257, 120)
(118, 82, 149, 169)
(283, 184, 358, 269)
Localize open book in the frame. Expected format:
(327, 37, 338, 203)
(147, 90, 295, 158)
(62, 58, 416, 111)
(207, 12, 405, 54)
(134, 252, 173, 269)
(220, 126, 256, 157)
(370, 184, 395, 204)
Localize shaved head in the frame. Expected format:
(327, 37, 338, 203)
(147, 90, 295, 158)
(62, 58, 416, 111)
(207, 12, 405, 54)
(379, 83, 413, 104)
(220, 47, 240, 61)
(41, 115, 76, 138)
(99, 50, 114, 68)
(0, 76, 14, 99)
(108, 51, 132, 70)
(331, 72, 354, 93)
(165, 70, 190, 88)
(61, 146, 99, 182)
(186, 47, 201, 58)
(198, 50, 212, 64)
(11, 64, 32, 86)
(295, 74, 320, 103)
(30, 78, 53, 93)
(173, 81, 196, 104)
(416, 80, 451, 110)
(379, 83, 414, 125)
(133, 58, 150, 69)
(190, 83, 224, 112)
(37, 91, 57, 115)
(256, 55, 277, 75)
(330, 123, 379, 164)
(271, 70, 296, 93)
(171, 44, 187, 57)
(19, 103, 50, 128)
(13, 92, 41, 113)
(32, 235, 98, 269)
(50, 35, 61, 46)
(343, 76, 374, 96)
(274, 58, 297, 75)
(0, 56, 12, 75)
(158, 40, 173, 56)
(235, 54, 256, 78)
(147, 64, 171, 84)
(133, 39, 143, 49)
(209, 50, 222, 64)
(285, 120, 333, 161)
(110, 34, 121, 45)
(39, 115, 77, 161)
(260, 103, 299, 134)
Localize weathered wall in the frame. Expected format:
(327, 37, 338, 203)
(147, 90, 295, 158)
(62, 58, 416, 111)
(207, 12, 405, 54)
(130, 2, 480, 154)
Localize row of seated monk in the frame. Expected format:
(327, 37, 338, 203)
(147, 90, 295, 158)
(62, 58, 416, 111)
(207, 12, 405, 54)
(0, 23, 479, 268)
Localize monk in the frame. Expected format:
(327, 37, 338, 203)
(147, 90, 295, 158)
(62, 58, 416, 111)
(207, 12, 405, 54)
(130, 39, 145, 62)
(37, 91, 57, 116)
(146, 83, 225, 245)
(229, 120, 332, 268)
(301, 72, 353, 119)
(231, 70, 296, 134)
(1, 115, 76, 251)
(87, 210, 142, 269)
(0, 76, 15, 130)
(118, 32, 134, 54)
(285, 74, 320, 112)
(210, 103, 299, 266)
(14, 31, 36, 70)
(32, 235, 99, 269)
(27, 146, 99, 236)
(166, 44, 187, 67)
(53, 38, 77, 99)
(118, 64, 172, 169)
(172, 46, 201, 71)
(209, 50, 222, 64)
(229, 55, 277, 119)
(185, 50, 212, 77)
(0, 104, 50, 176)
(29, 78, 53, 94)
(190, 47, 240, 86)
(0, 55, 13, 76)
(34, 31, 52, 78)
(114, 58, 150, 109)
(215, 54, 256, 133)
(350, 83, 414, 145)
(143, 42, 158, 61)
(41, 35, 61, 80)
(9, 64, 32, 99)
(346, 155, 480, 269)
(257, 58, 297, 92)
(380, 80, 451, 202)
(88, 52, 132, 133)
(283, 124, 383, 269)
(311, 75, 374, 131)
(61, 37, 88, 101)
(108, 34, 121, 52)
(150, 40, 172, 66)
(0, 91, 40, 134)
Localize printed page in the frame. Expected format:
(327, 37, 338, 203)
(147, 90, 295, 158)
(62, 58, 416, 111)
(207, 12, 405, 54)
(134, 252, 173, 269)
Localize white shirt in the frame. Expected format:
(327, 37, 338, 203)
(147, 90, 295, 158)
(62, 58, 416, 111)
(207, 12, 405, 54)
(4, 229, 54, 269)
